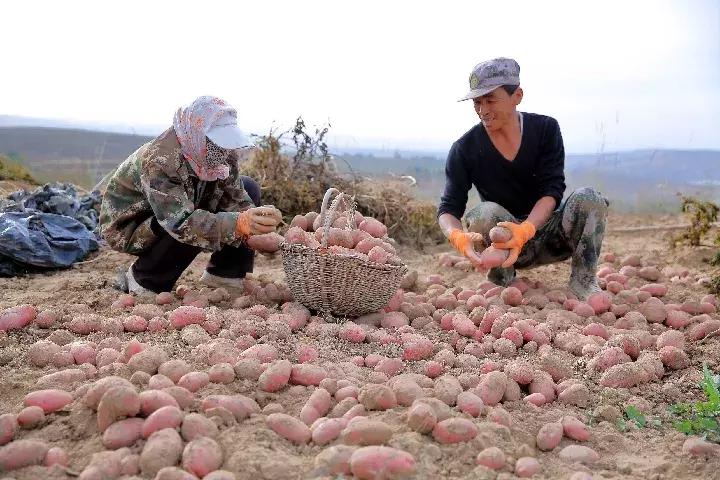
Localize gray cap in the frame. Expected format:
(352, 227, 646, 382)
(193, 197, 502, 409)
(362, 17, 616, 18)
(459, 57, 520, 102)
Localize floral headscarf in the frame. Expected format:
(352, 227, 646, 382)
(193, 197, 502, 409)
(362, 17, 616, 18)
(173, 95, 233, 181)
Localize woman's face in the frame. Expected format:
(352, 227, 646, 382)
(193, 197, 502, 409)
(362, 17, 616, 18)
(203, 137, 232, 180)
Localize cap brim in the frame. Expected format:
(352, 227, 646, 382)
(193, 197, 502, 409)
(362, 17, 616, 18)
(457, 84, 503, 102)
(207, 124, 253, 149)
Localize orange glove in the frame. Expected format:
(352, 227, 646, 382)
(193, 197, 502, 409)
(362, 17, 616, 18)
(448, 228, 484, 267)
(491, 220, 536, 268)
(236, 206, 282, 237)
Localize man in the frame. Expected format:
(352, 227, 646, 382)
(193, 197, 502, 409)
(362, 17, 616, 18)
(437, 58, 608, 300)
(100, 95, 282, 294)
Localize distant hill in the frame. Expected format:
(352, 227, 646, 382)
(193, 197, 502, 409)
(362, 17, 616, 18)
(0, 124, 718, 212)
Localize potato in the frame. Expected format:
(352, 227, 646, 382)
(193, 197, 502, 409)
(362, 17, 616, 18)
(139, 389, 180, 416)
(178, 371, 210, 393)
(375, 358, 403, 377)
(127, 345, 169, 375)
(83, 376, 135, 410)
(350, 446, 416, 480)
(97, 386, 141, 432)
(515, 457, 541, 478)
(142, 405, 184, 439)
(17, 406, 44, 429)
(640, 283, 668, 297)
(240, 343, 279, 363)
(208, 363, 235, 384)
(339, 322, 366, 343)
(368, 245, 389, 265)
(201, 395, 251, 422)
(558, 445, 600, 464)
(536, 422, 563, 451)
(456, 391, 484, 417)
(432, 418, 478, 444)
(0, 304, 37, 331)
(341, 419, 393, 446)
(358, 218, 388, 238)
(562, 416, 590, 441)
(658, 346, 690, 370)
(247, 232, 283, 253)
(290, 215, 309, 230)
(0, 439, 49, 471)
(182, 436, 223, 478)
(358, 384, 398, 411)
(683, 437, 720, 457)
(258, 360, 292, 392)
(479, 247, 509, 269)
(314, 445, 355, 476)
(500, 287, 522, 306)
(529, 371, 557, 403)
(476, 447, 505, 470)
(477, 371, 507, 406)
(433, 375, 462, 406)
(524, 392, 546, 406)
(140, 428, 184, 477)
(266, 413, 311, 444)
(169, 306, 207, 329)
(44, 447, 69, 467)
(122, 315, 148, 333)
(489, 226, 512, 243)
(688, 320, 720, 341)
(102, 417, 144, 449)
(24, 389, 73, 414)
(0, 413, 19, 446)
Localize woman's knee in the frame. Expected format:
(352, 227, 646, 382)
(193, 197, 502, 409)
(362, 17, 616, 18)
(240, 176, 261, 206)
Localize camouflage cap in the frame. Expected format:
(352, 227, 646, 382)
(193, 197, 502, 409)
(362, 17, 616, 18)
(459, 57, 520, 102)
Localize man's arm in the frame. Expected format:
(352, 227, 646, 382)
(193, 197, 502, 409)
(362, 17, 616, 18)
(526, 195, 557, 230)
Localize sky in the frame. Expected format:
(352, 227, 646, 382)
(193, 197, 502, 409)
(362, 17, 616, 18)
(1, 0, 719, 154)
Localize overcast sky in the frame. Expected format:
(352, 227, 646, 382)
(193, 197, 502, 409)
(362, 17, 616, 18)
(1, 0, 718, 153)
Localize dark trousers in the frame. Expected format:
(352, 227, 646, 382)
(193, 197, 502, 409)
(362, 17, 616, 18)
(131, 176, 261, 293)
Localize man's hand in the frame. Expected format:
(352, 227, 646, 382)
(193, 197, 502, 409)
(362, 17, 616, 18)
(491, 220, 536, 268)
(236, 205, 282, 237)
(449, 228, 485, 266)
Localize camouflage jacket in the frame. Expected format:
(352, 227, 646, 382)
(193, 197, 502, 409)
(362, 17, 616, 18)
(99, 127, 253, 255)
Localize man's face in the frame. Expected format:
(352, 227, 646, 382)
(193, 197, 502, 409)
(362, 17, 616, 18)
(472, 87, 523, 132)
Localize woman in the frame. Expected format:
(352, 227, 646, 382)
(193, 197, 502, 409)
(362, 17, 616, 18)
(99, 95, 282, 294)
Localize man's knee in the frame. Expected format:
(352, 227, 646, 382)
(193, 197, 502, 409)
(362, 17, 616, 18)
(566, 187, 609, 214)
(464, 202, 513, 233)
(240, 176, 261, 206)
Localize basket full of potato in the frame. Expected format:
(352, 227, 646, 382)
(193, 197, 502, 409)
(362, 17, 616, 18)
(280, 188, 407, 317)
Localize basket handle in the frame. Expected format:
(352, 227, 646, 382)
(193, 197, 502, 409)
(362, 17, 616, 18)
(319, 188, 356, 248)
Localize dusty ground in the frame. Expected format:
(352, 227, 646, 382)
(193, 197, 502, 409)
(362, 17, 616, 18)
(1, 211, 719, 480)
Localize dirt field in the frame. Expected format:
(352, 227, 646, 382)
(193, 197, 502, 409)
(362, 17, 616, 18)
(1, 212, 719, 480)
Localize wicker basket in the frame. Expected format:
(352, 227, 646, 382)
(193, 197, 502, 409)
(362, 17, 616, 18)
(280, 188, 407, 317)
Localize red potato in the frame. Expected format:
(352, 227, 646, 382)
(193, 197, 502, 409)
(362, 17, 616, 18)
(640, 283, 668, 297)
(423, 361, 445, 378)
(291, 364, 327, 386)
(583, 323, 609, 339)
(208, 363, 235, 384)
(350, 446, 416, 480)
(515, 457, 541, 478)
(500, 287, 522, 306)
(70, 342, 97, 365)
(153, 467, 199, 480)
(456, 391, 484, 417)
(44, 447, 69, 467)
(155, 292, 174, 305)
(169, 306, 206, 329)
(562, 416, 590, 441)
(201, 395, 250, 421)
(123, 315, 148, 333)
(266, 413, 311, 444)
(247, 232, 283, 253)
(142, 405, 184, 439)
(181, 413, 219, 442)
(406, 402, 437, 434)
(290, 215, 309, 230)
(83, 376, 135, 410)
(683, 437, 720, 457)
(159, 359, 193, 384)
(67, 314, 102, 334)
(140, 428, 184, 477)
(358, 218, 388, 238)
(489, 226, 512, 243)
(0, 304, 37, 331)
(97, 386, 141, 432)
(0, 413, 19, 446)
(312, 418, 348, 445)
(314, 446, 356, 477)
(341, 419, 393, 445)
(433, 375, 463, 406)
(479, 247, 510, 269)
(119, 454, 140, 476)
(368, 245, 389, 264)
(0, 439, 49, 471)
(477, 371, 508, 406)
(182, 436, 223, 478)
(588, 347, 631, 372)
(343, 404, 368, 421)
(147, 374, 173, 390)
(24, 389, 73, 414)
(501, 327, 523, 347)
(524, 392, 547, 406)
(127, 346, 169, 375)
(658, 346, 690, 370)
(258, 360, 292, 392)
(537, 422, 563, 451)
(358, 384, 397, 411)
(339, 322, 367, 343)
(375, 357, 403, 377)
(102, 417, 144, 449)
(36, 368, 86, 390)
(657, 330, 685, 350)
(240, 343, 279, 363)
(34, 310, 57, 328)
(178, 371, 210, 393)
(529, 371, 557, 403)
(688, 320, 720, 341)
(17, 406, 44, 429)
(558, 383, 590, 407)
(96, 348, 121, 368)
(432, 418, 478, 444)
(27, 340, 61, 367)
(476, 447, 505, 470)
(452, 314, 476, 337)
(559, 445, 600, 464)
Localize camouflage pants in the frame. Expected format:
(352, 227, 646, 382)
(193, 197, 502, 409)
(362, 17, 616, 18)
(465, 187, 609, 286)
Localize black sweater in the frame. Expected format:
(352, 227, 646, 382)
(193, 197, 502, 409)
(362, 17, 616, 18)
(438, 112, 566, 220)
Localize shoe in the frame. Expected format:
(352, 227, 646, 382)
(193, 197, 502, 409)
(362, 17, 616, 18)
(126, 266, 152, 295)
(200, 271, 245, 290)
(568, 275, 601, 301)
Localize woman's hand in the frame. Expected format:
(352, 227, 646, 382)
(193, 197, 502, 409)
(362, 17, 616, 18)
(236, 205, 282, 236)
